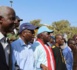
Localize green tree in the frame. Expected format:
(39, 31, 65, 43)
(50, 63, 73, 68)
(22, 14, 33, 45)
(52, 20, 70, 32)
(30, 19, 42, 27)
(50, 20, 71, 38)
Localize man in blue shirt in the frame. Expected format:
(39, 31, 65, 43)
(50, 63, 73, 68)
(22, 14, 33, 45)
(11, 23, 37, 70)
(60, 35, 73, 70)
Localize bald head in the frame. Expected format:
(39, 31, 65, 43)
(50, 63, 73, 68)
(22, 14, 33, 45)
(0, 6, 16, 35)
(0, 6, 15, 17)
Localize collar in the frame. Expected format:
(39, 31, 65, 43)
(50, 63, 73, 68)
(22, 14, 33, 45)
(19, 37, 32, 48)
(60, 43, 67, 50)
(19, 37, 27, 47)
(18, 37, 32, 48)
(0, 32, 4, 40)
(0, 32, 9, 43)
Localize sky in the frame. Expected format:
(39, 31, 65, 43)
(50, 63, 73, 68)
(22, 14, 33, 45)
(0, 0, 77, 27)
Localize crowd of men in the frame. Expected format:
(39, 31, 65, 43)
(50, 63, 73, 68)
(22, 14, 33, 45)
(0, 6, 77, 70)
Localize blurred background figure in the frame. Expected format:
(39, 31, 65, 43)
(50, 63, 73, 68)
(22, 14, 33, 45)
(63, 33, 68, 42)
(68, 38, 77, 70)
(73, 34, 77, 46)
(7, 16, 23, 42)
(14, 16, 23, 34)
(47, 31, 55, 47)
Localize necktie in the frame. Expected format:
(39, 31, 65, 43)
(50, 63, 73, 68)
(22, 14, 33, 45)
(7, 39, 12, 70)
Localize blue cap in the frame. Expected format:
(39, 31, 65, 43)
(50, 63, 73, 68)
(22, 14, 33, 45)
(19, 23, 38, 33)
(16, 16, 23, 21)
(37, 26, 54, 34)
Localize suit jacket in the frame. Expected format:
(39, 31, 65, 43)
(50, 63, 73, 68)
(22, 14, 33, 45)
(0, 43, 9, 70)
(0, 41, 12, 70)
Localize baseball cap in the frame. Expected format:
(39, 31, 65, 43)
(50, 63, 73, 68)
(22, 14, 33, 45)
(16, 16, 23, 21)
(37, 26, 54, 34)
(19, 23, 38, 33)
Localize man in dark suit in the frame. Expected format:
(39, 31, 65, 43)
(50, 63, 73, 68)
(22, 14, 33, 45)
(0, 6, 16, 70)
(52, 34, 67, 70)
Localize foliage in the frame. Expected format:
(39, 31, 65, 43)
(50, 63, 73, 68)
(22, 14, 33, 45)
(51, 20, 77, 39)
(30, 19, 42, 27)
(30, 19, 77, 39)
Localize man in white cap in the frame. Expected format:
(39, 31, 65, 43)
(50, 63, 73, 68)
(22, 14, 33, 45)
(32, 26, 55, 70)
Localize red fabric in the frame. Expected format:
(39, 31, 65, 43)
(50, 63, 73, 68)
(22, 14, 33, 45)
(48, 46, 56, 70)
(37, 39, 55, 70)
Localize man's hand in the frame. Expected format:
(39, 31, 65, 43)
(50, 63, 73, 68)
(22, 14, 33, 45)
(40, 64, 48, 70)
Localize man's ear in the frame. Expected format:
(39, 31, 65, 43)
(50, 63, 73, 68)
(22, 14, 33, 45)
(40, 33, 43, 39)
(21, 30, 26, 37)
(0, 16, 3, 24)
